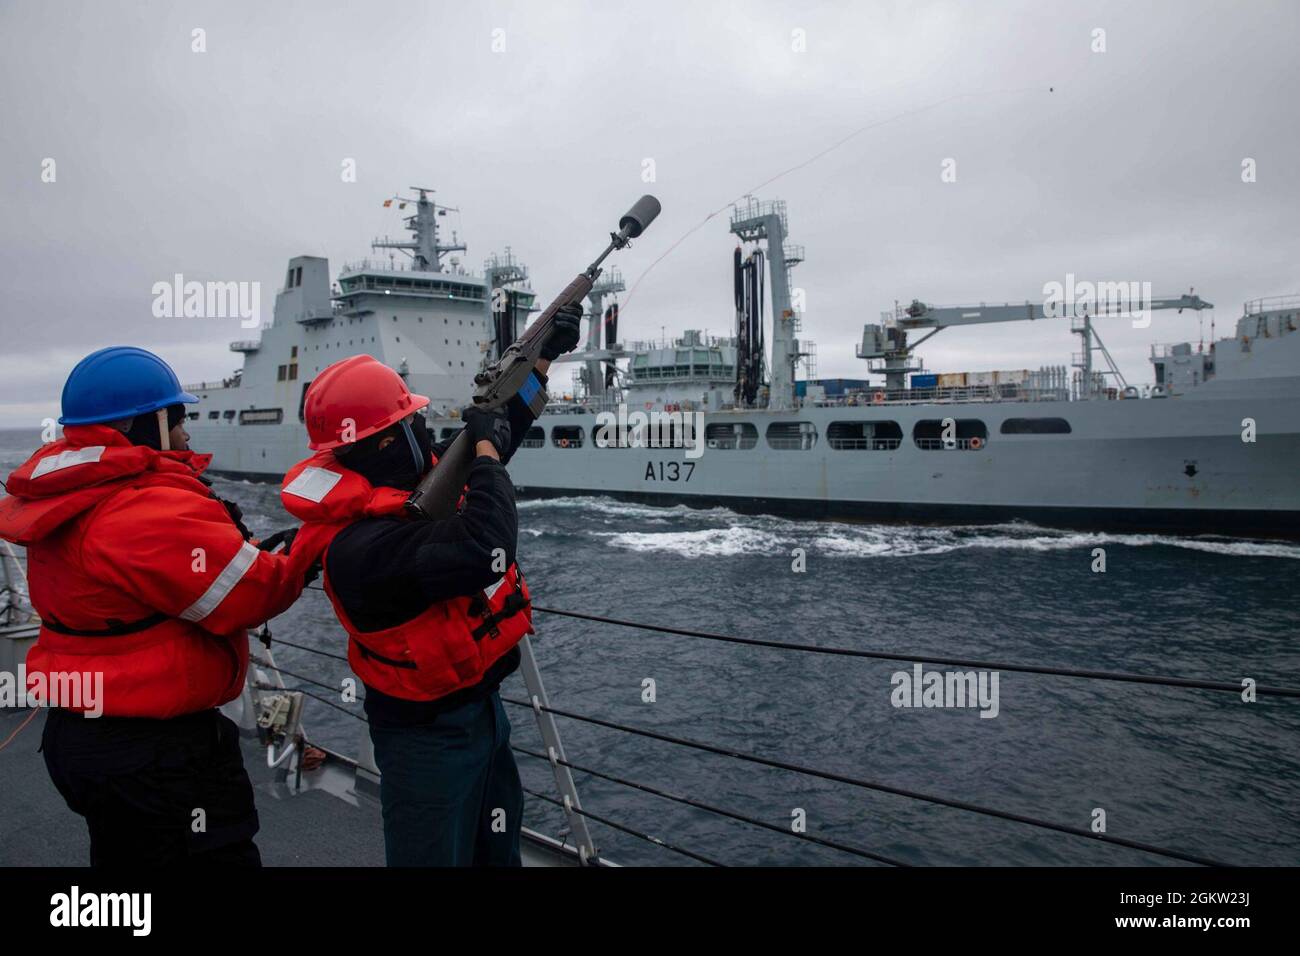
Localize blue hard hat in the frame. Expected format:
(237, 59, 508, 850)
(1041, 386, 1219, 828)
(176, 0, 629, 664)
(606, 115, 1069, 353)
(59, 346, 199, 426)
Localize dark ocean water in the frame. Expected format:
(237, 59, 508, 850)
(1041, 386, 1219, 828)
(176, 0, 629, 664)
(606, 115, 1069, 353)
(3, 428, 1298, 867)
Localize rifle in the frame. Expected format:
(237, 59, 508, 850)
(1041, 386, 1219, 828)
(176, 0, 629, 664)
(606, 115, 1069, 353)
(406, 194, 661, 520)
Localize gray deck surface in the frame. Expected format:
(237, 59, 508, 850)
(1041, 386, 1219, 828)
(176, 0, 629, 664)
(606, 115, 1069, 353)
(0, 708, 564, 867)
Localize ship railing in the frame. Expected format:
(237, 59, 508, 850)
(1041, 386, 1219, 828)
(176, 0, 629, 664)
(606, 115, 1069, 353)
(340, 258, 414, 274)
(248, 586, 1300, 867)
(1244, 294, 1300, 316)
(914, 437, 981, 450)
(806, 386, 1071, 407)
(340, 258, 481, 281)
(182, 379, 238, 391)
(624, 333, 734, 351)
(827, 438, 902, 451)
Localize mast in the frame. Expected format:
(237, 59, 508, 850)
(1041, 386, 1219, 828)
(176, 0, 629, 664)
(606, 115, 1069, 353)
(371, 187, 466, 273)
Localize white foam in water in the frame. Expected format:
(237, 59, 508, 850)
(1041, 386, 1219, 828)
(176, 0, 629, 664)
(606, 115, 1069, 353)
(518, 495, 737, 522)
(592, 526, 789, 557)
(530, 497, 1300, 561)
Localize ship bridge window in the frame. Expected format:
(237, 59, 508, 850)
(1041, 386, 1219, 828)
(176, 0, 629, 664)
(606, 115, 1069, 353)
(913, 419, 987, 450)
(766, 422, 818, 450)
(828, 420, 903, 450)
(208, 410, 220, 420)
(239, 408, 284, 426)
(521, 427, 545, 448)
(187, 412, 200, 421)
(222, 410, 236, 421)
(704, 422, 758, 450)
(552, 426, 584, 449)
(1000, 417, 1071, 435)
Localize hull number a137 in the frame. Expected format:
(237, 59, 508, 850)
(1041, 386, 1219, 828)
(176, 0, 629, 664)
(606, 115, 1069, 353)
(645, 461, 695, 482)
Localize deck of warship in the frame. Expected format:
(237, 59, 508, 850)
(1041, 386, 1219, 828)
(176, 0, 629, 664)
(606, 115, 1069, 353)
(0, 707, 576, 867)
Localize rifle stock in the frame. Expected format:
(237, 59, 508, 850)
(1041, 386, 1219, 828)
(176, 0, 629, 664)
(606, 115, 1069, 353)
(407, 426, 477, 521)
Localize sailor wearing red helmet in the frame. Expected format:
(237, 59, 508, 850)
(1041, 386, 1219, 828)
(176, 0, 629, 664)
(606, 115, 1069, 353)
(281, 304, 582, 866)
(0, 346, 318, 866)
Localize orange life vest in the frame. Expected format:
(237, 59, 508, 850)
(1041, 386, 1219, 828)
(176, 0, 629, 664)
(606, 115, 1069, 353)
(281, 450, 532, 703)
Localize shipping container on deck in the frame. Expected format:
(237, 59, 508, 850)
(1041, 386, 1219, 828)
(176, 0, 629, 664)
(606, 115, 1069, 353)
(797, 378, 872, 398)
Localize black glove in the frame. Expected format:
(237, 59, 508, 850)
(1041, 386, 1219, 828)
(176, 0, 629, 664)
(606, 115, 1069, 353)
(258, 527, 299, 554)
(540, 303, 583, 361)
(462, 405, 512, 458)
(218, 496, 253, 541)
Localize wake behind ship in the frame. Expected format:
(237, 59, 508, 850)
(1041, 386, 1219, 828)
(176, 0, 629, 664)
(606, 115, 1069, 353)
(185, 187, 1300, 538)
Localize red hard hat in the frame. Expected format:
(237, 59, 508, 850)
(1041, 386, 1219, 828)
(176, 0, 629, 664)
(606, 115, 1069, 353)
(304, 355, 430, 450)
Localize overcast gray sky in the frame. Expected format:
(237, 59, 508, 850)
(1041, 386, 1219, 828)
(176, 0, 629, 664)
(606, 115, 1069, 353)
(1, 0, 1296, 427)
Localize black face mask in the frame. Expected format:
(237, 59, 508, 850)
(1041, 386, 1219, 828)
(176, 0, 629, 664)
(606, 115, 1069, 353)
(124, 404, 186, 450)
(345, 416, 433, 492)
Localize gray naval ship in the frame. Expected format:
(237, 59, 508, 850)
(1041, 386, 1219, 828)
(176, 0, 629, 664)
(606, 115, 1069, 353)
(185, 186, 1300, 539)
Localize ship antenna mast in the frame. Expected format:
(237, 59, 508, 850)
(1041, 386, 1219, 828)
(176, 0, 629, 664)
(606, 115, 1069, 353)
(371, 186, 467, 273)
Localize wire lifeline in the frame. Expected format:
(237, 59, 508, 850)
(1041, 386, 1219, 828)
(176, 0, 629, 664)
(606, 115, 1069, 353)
(513, 744, 906, 867)
(531, 606, 1300, 699)
(267, 635, 350, 663)
(501, 696, 1230, 868)
(253, 602, 1266, 864)
(521, 785, 725, 867)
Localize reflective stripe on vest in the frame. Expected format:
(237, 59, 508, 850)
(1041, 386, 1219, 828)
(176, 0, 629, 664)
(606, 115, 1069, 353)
(180, 540, 259, 622)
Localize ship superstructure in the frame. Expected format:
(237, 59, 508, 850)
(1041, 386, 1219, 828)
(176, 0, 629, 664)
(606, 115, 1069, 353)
(187, 188, 536, 474)
(187, 188, 1300, 538)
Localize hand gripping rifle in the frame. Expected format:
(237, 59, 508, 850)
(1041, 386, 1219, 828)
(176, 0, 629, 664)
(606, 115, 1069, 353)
(406, 194, 662, 520)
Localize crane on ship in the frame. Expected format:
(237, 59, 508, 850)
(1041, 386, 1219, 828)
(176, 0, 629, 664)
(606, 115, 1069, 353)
(858, 290, 1213, 398)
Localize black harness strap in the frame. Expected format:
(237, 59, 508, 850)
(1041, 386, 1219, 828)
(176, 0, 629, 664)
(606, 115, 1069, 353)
(41, 611, 169, 637)
(470, 579, 530, 641)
